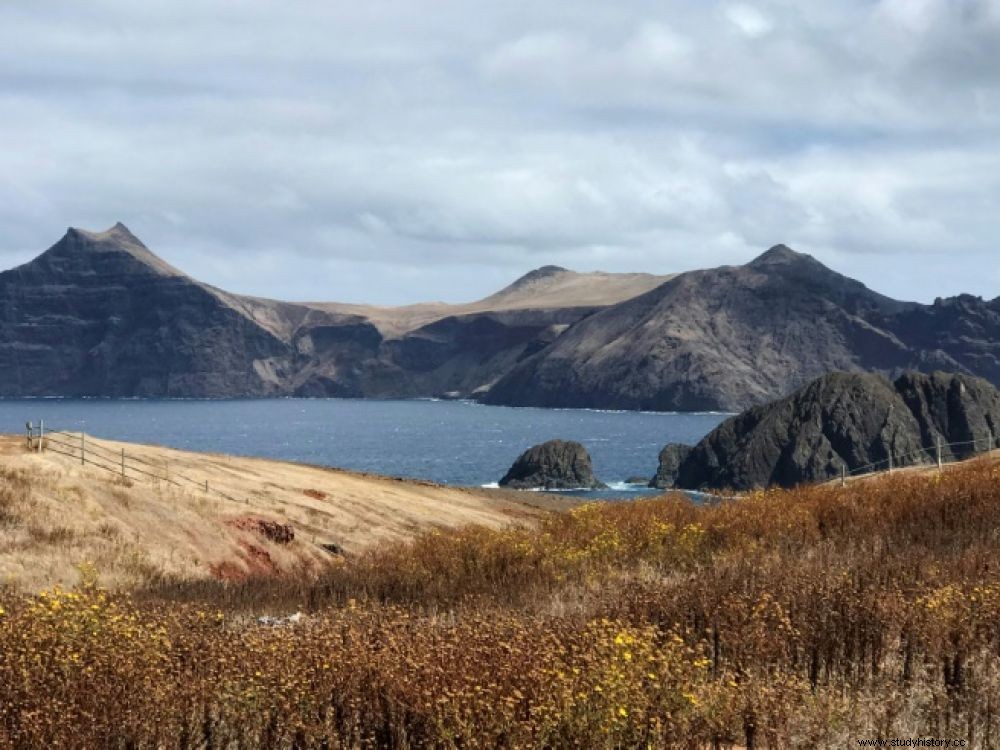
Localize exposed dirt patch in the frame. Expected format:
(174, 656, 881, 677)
(210, 542, 279, 581)
(226, 516, 295, 545)
(303, 488, 327, 501)
(238, 541, 279, 576)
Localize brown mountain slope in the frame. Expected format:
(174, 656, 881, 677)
(306, 265, 673, 338)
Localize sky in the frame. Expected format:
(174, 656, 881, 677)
(1, 0, 999, 305)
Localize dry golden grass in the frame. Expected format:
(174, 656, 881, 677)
(3, 448, 1000, 747)
(0, 435, 564, 592)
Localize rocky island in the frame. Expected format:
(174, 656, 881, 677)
(499, 440, 606, 490)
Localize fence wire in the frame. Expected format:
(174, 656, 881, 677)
(24, 422, 244, 505)
(841, 433, 997, 483)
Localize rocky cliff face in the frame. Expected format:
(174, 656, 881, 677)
(654, 372, 1000, 491)
(649, 444, 693, 489)
(0, 224, 292, 396)
(498, 440, 605, 490)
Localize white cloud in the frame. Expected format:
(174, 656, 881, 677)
(0, 0, 997, 305)
(724, 4, 774, 37)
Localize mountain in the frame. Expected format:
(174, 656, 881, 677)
(2, 226, 998, 406)
(0, 224, 669, 398)
(651, 371, 1000, 491)
(306, 264, 671, 337)
(0, 224, 292, 396)
(482, 245, 998, 411)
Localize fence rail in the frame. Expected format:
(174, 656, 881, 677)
(25, 420, 244, 505)
(837, 429, 998, 485)
(22, 419, 999, 497)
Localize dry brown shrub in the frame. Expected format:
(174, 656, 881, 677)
(3, 459, 1000, 747)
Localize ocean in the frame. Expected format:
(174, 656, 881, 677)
(4, 399, 727, 499)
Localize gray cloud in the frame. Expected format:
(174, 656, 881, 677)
(0, 0, 998, 305)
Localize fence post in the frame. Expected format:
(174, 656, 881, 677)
(80, 432, 85, 466)
(38, 420, 43, 453)
(25, 421, 32, 450)
(888, 449, 893, 474)
(937, 437, 943, 470)
(205, 479, 209, 494)
(841, 464, 846, 487)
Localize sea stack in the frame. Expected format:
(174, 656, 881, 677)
(649, 444, 693, 489)
(499, 440, 606, 490)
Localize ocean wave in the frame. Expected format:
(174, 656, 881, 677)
(606, 481, 651, 491)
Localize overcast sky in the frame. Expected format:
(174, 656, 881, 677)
(1, 1, 998, 305)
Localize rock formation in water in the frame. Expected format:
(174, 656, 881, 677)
(649, 444, 694, 489)
(498, 440, 606, 490)
(652, 371, 1000, 491)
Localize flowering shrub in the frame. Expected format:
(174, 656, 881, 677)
(2, 460, 1000, 747)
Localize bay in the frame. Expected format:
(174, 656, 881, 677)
(3, 399, 727, 498)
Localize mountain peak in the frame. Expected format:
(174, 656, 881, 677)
(68, 221, 141, 245)
(518, 265, 570, 282)
(489, 265, 573, 296)
(747, 244, 808, 267)
(48, 223, 184, 278)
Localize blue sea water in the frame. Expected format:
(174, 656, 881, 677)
(2, 399, 727, 498)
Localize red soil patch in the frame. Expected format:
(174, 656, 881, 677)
(303, 488, 327, 501)
(238, 541, 279, 576)
(226, 516, 295, 544)
(210, 542, 279, 581)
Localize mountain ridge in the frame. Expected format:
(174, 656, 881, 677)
(481, 245, 986, 411)
(0, 225, 997, 408)
(0, 224, 671, 399)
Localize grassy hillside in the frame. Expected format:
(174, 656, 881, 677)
(2, 454, 1000, 747)
(0, 435, 556, 592)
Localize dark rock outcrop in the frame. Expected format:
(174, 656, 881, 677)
(894, 372, 1000, 461)
(649, 444, 694, 489)
(499, 440, 606, 490)
(655, 371, 1000, 491)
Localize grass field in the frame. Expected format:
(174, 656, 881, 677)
(2, 450, 1000, 747)
(0, 434, 561, 591)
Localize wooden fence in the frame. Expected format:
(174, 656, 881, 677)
(839, 430, 998, 484)
(25, 420, 243, 504)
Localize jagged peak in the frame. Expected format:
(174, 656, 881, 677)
(68, 221, 141, 244)
(49, 223, 185, 277)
